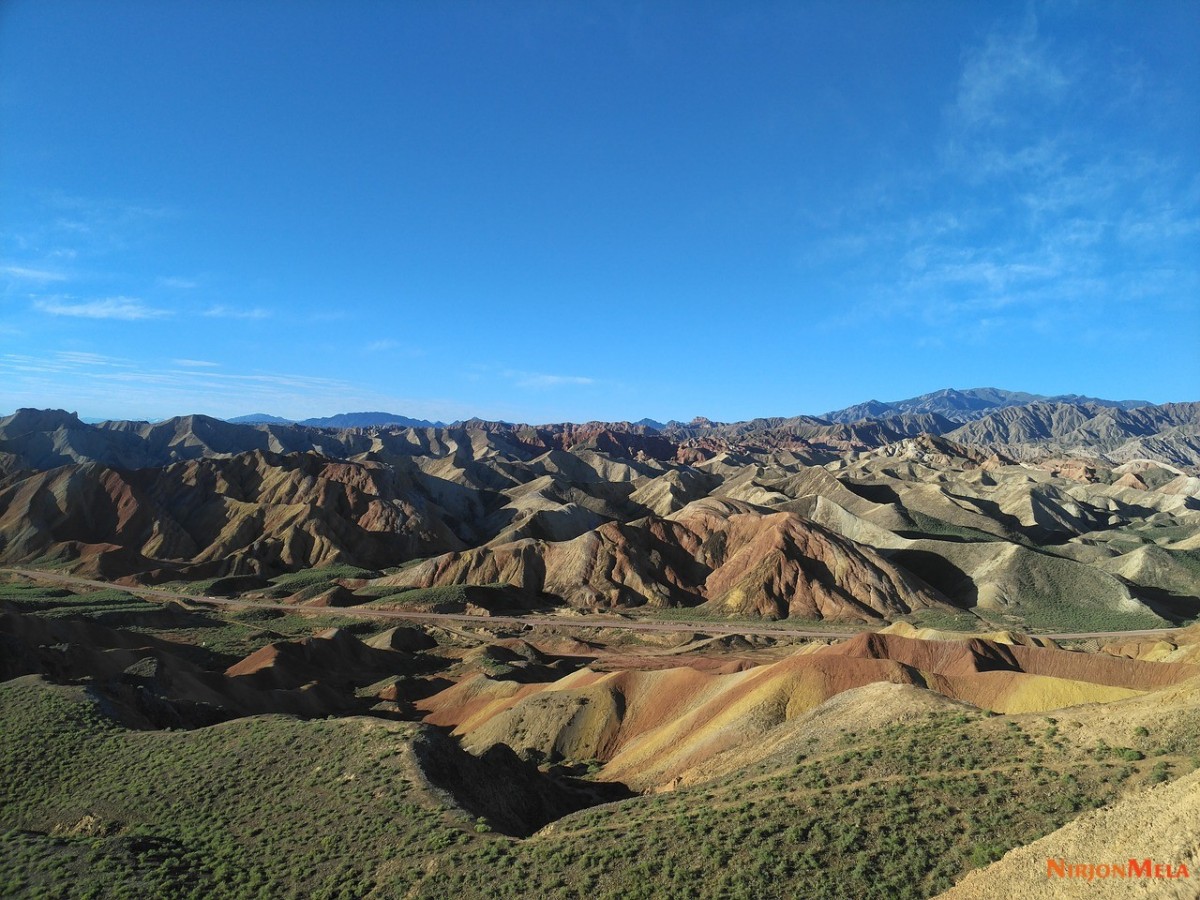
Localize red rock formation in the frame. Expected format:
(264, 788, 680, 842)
(383, 499, 953, 621)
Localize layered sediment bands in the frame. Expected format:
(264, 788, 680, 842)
(383, 498, 954, 621)
(827, 632, 1198, 690)
(419, 655, 914, 790)
(1102, 622, 1200, 664)
(0, 451, 464, 579)
(420, 632, 1200, 789)
(825, 633, 1198, 713)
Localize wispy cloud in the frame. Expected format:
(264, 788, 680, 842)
(365, 338, 425, 357)
(1, 354, 77, 375)
(804, 13, 1199, 343)
(2, 195, 179, 303)
(0, 351, 476, 423)
(951, 20, 1068, 132)
(172, 358, 219, 368)
(3, 194, 177, 259)
(48, 193, 174, 232)
(307, 310, 348, 323)
(157, 276, 197, 289)
(34, 297, 170, 320)
(1, 265, 68, 282)
(203, 305, 271, 320)
(56, 351, 134, 367)
(505, 370, 598, 389)
(0, 351, 134, 375)
(129, 369, 353, 391)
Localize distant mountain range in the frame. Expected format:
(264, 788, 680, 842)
(228, 411, 444, 428)
(820, 387, 1151, 424)
(3, 388, 1197, 478)
(226, 413, 293, 425)
(225, 389, 1152, 434)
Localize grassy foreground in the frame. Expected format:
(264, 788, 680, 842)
(2, 675, 1194, 900)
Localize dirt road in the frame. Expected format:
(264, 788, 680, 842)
(2, 567, 1186, 642)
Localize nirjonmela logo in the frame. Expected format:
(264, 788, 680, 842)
(1047, 858, 1191, 881)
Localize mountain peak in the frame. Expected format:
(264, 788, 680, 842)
(299, 412, 443, 429)
(0, 407, 85, 435)
(228, 413, 294, 425)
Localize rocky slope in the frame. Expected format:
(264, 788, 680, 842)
(937, 745, 1200, 900)
(381, 498, 953, 621)
(947, 401, 1200, 468)
(0, 450, 464, 580)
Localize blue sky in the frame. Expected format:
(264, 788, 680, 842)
(1, 1, 1197, 424)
